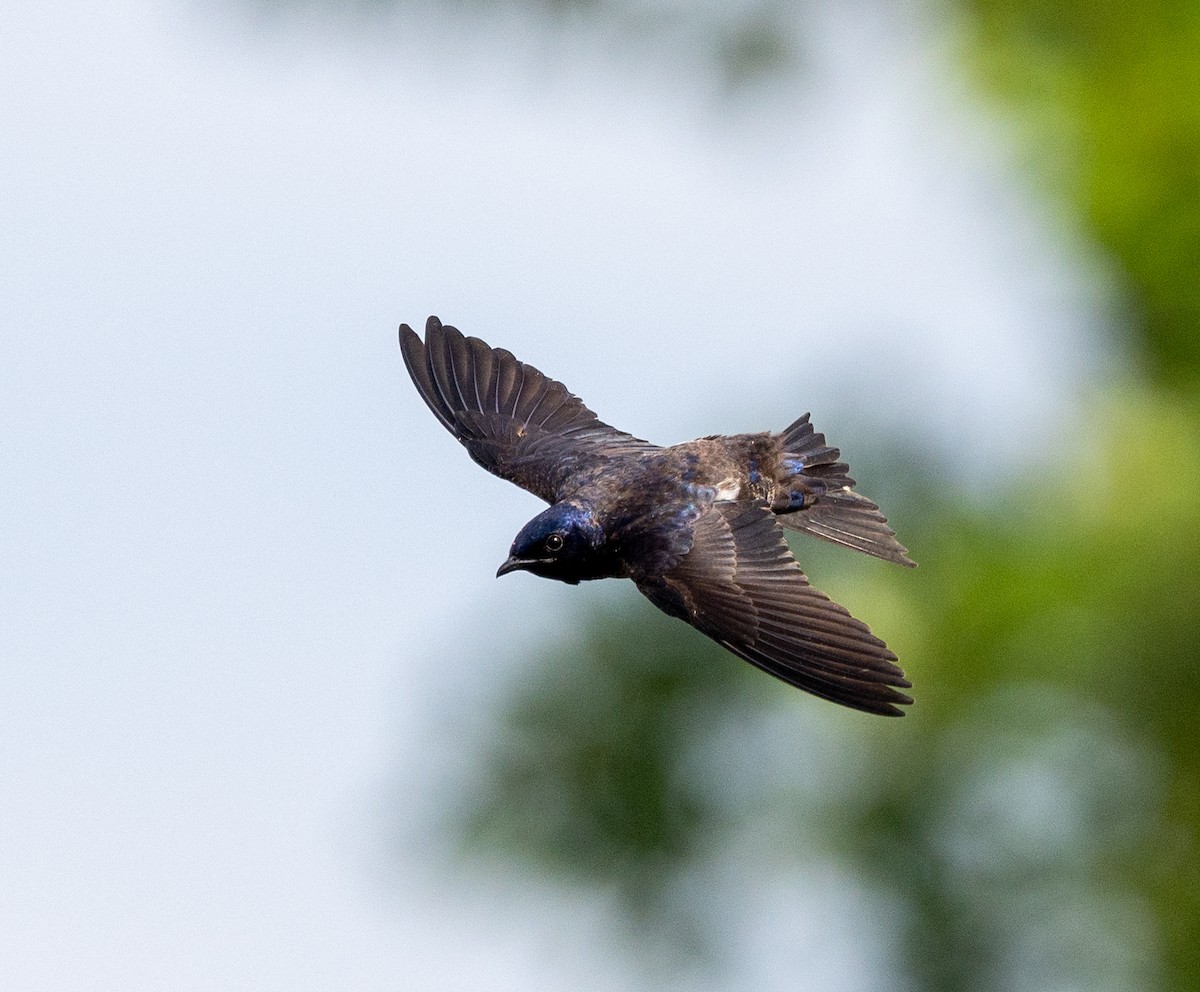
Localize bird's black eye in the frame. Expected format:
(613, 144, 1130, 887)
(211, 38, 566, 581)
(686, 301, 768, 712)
(545, 532, 565, 553)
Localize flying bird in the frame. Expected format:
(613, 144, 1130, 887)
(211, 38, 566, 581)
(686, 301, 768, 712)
(399, 316, 916, 716)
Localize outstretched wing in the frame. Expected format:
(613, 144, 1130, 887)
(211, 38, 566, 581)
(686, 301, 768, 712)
(400, 316, 658, 503)
(632, 500, 912, 716)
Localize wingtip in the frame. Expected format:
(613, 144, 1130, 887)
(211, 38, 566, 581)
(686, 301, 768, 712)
(401, 316, 454, 354)
(809, 682, 914, 717)
(398, 324, 424, 370)
(398, 316, 444, 349)
(865, 686, 914, 716)
(860, 680, 914, 716)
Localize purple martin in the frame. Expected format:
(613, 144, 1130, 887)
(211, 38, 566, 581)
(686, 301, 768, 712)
(399, 316, 916, 716)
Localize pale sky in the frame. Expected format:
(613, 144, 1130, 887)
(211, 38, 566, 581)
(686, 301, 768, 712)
(1, 0, 1112, 987)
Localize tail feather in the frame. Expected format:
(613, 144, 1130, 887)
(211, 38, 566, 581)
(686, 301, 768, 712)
(775, 415, 916, 568)
(778, 413, 844, 471)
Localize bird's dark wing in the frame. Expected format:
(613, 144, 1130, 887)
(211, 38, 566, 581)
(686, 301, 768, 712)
(400, 316, 658, 503)
(632, 500, 912, 716)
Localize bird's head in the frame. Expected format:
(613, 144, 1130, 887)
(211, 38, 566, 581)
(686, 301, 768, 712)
(496, 502, 609, 585)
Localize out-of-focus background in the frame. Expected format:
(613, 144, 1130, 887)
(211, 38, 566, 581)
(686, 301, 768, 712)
(3, 0, 1197, 988)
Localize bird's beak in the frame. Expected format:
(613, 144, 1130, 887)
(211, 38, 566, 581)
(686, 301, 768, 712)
(496, 556, 529, 578)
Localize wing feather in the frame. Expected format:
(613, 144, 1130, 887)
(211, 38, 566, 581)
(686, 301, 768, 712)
(633, 500, 912, 716)
(400, 316, 657, 503)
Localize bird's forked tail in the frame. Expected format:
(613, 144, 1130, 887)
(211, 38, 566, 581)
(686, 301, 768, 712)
(772, 414, 916, 568)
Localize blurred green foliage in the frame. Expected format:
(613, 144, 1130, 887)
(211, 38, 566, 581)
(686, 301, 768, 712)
(849, 391, 1200, 990)
(961, 0, 1200, 386)
(943, 8, 1200, 978)
(460, 603, 765, 950)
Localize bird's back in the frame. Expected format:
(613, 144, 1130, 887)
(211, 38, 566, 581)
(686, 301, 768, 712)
(579, 425, 913, 568)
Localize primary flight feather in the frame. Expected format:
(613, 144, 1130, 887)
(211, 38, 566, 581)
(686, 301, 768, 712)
(399, 316, 915, 717)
